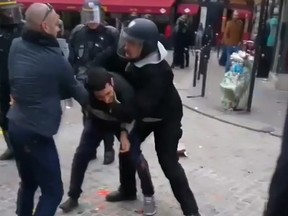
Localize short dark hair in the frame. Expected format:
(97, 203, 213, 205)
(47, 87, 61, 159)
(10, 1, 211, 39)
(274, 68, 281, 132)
(87, 67, 112, 91)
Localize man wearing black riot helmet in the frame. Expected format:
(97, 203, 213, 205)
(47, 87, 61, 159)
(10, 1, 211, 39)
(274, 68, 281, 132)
(68, 0, 120, 165)
(0, 0, 23, 160)
(105, 18, 201, 216)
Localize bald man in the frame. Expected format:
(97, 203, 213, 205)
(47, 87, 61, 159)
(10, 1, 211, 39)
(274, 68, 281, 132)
(7, 3, 88, 216)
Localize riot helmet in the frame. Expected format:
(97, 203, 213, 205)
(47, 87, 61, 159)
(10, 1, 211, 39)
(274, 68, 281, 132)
(118, 18, 159, 61)
(0, 0, 23, 25)
(81, 0, 103, 25)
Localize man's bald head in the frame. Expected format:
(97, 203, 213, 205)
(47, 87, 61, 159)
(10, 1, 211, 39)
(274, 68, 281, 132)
(24, 3, 60, 37)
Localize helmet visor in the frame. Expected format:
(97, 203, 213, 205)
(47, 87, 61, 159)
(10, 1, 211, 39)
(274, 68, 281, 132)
(81, 4, 102, 24)
(0, 5, 23, 25)
(117, 28, 144, 59)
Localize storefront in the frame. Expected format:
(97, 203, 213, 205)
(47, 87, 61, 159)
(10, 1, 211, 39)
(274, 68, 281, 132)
(275, 0, 288, 75)
(270, 0, 288, 90)
(18, 0, 176, 33)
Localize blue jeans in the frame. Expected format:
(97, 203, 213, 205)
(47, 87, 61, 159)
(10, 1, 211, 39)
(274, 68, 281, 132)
(9, 121, 63, 216)
(225, 46, 240, 72)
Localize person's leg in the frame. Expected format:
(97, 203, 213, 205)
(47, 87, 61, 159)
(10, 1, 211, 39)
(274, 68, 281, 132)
(225, 46, 233, 72)
(185, 47, 190, 67)
(103, 132, 115, 165)
(128, 126, 156, 215)
(179, 47, 185, 69)
(32, 136, 63, 216)
(154, 120, 200, 216)
(0, 93, 13, 160)
(8, 121, 38, 216)
(106, 123, 153, 202)
(60, 119, 103, 212)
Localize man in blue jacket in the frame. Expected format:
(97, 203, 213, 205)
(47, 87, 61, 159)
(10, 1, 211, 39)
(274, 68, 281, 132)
(8, 3, 88, 216)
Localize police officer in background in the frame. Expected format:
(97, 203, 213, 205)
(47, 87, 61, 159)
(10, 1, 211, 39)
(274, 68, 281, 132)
(68, 0, 119, 164)
(0, 0, 23, 160)
(106, 18, 201, 216)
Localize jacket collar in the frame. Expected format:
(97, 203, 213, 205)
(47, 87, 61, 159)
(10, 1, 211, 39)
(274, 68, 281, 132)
(22, 28, 59, 47)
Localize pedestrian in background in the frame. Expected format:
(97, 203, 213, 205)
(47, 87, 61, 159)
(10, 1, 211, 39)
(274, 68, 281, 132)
(7, 3, 88, 215)
(223, 10, 243, 72)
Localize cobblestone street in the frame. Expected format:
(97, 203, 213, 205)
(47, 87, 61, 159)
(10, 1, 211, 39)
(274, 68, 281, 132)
(0, 102, 282, 216)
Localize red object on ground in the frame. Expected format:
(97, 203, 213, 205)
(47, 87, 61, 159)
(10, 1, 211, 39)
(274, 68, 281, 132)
(177, 4, 199, 15)
(97, 189, 110, 197)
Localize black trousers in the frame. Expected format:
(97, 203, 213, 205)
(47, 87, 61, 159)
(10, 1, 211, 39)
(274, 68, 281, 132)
(68, 118, 154, 200)
(119, 120, 199, 215)
(265, 106, 288, 216)
(82, 110, 114, 152)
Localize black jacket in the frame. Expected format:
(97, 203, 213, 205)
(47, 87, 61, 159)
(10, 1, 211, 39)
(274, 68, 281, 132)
(0, 24, 23, 98)
(124, 42, 183, 121)
(68, 25, 119, 75)
(87, 72, 136, 123)
(8, 29, 88, 137)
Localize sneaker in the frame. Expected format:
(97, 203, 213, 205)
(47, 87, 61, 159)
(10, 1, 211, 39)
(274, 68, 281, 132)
(59, 197, 79, 213)
(143, 196, 157, 216)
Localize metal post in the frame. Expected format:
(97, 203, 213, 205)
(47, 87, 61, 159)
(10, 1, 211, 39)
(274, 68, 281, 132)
(193, 51, 199, 87)
(201, 55, 208, 97)
(247, 0, 269, 112)
(198, 49, 203, 80)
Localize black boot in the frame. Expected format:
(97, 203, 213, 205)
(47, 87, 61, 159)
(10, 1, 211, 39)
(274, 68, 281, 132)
(0, 148, 14, 160)
(59, 197, 79, 213)
(106, 190, 137, 202)
(103, 149, 115, 165)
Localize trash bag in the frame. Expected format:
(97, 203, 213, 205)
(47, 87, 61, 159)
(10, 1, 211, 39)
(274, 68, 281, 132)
(220, 51, 252, 110)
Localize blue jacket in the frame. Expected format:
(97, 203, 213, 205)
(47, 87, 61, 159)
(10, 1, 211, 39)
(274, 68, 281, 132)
(7, 29, 88, 137)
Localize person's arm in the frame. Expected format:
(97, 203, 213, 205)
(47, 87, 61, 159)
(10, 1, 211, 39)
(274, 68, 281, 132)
(58, 58, 89, 107)
(223, 21, 230, 44)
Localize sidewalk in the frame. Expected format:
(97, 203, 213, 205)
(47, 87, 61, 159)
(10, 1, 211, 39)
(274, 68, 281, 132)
(169, 51, 288, 137)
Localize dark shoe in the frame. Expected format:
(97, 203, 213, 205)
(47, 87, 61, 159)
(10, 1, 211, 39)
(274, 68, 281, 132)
(103, 149, 115, 165)
(106, 190, 137, 202)
(0, 149, 14, 160)
(59, 197, 79, 213)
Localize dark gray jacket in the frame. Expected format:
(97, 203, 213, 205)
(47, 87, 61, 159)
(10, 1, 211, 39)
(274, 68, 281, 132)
(7, 29, 88, 137)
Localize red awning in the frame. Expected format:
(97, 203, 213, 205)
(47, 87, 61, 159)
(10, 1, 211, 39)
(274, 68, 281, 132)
(100, 0, 175, 14)
(18, 0, 82, 11)
(177, 4, 199, 15)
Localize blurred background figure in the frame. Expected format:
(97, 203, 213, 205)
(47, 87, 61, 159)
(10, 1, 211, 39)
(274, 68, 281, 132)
(172, 14, 190, 69)
(0, 0, 24, 160)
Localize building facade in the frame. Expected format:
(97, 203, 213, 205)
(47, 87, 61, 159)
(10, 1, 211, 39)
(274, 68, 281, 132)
(271, 0, 288, 90)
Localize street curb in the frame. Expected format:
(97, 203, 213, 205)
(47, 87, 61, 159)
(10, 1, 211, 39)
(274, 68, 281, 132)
(182, 103, 282, 138)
